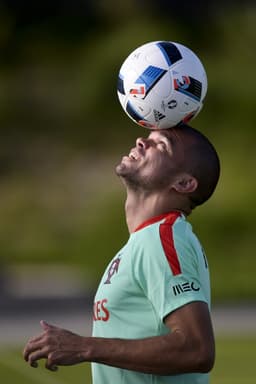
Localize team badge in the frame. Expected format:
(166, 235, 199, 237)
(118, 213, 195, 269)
(104, 255, 121, 284)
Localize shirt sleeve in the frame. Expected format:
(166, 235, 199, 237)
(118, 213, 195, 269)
(132, 221, 209, 322)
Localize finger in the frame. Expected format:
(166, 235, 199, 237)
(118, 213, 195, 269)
(31, 361, 38, 368)
(40, 320, 59, 331)
(40, 320, 51, 330)
(27, 348, 48, 367)
(28, 334, 44, 343)
(45, 353, 58, 372)
(23, 329, 47, 361)
(45, 362, 58, 372)
(23, 340, 44, 362)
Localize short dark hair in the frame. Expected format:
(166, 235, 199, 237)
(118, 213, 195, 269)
(167, 124, 220, 209)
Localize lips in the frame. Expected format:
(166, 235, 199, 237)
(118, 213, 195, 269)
(128, 149, 141, 160)
(128, 152, 137, 160)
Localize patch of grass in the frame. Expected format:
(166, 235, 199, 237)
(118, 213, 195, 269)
(212, 335, 256, 383)
(0, 349, 91, 384)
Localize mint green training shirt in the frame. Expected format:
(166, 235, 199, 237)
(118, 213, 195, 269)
(92, 211, 211, 384)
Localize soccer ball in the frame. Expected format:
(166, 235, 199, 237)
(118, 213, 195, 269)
(117, 41, 207, 129)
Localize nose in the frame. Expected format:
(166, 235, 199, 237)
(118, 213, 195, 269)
(136, 137, 150, 150)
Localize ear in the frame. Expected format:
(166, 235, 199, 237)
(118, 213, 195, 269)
(171, 174, 198, 194)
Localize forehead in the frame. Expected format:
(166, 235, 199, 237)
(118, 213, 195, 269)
(148, 130, 170, 141)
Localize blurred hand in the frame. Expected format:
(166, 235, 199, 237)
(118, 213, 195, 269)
(23, 320, 87, 371)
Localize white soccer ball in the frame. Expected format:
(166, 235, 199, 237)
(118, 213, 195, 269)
(117, 41, 207, 129)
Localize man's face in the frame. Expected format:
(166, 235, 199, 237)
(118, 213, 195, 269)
(116, 129, 185, 192)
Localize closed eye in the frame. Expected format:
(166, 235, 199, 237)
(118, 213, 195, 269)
(157, 141, 168, 151)
(148, 132, 172, 154)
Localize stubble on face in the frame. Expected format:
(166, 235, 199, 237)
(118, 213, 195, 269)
(115, 157, 144, 190)
(115, 130, 184, 193)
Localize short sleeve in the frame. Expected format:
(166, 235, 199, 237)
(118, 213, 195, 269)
(132, 220, 210, 322)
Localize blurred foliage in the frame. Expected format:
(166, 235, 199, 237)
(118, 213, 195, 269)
(0, 1, 255, 302)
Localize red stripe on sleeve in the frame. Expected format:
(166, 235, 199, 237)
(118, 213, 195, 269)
(159, 214, 182, 276)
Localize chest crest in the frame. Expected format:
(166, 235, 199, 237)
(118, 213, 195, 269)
(104, 255, 122, 284)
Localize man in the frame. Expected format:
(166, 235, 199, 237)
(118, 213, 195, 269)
(23, 123, 220, 383)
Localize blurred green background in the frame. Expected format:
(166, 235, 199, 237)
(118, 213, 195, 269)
(0, 0, 255, 301)
(0, 1, 255, 382)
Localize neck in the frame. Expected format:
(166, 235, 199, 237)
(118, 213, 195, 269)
(125, 189, 189, 233)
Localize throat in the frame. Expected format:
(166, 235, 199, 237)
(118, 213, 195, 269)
(124, 191, 189, 233)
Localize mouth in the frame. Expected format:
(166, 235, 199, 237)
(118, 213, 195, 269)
(128, 150, 140, 161)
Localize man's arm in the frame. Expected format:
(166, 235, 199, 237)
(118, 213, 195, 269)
(23, 301, 215, 374)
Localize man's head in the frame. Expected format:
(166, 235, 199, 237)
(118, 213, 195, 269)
(116, 123, 220, 211)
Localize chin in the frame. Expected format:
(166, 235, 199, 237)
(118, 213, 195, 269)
(115, 162, 126, 176)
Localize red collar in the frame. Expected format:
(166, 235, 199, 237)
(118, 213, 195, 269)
(134, 211, 182, 232)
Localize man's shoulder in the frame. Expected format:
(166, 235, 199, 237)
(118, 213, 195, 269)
(134, 213, 190, 240)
